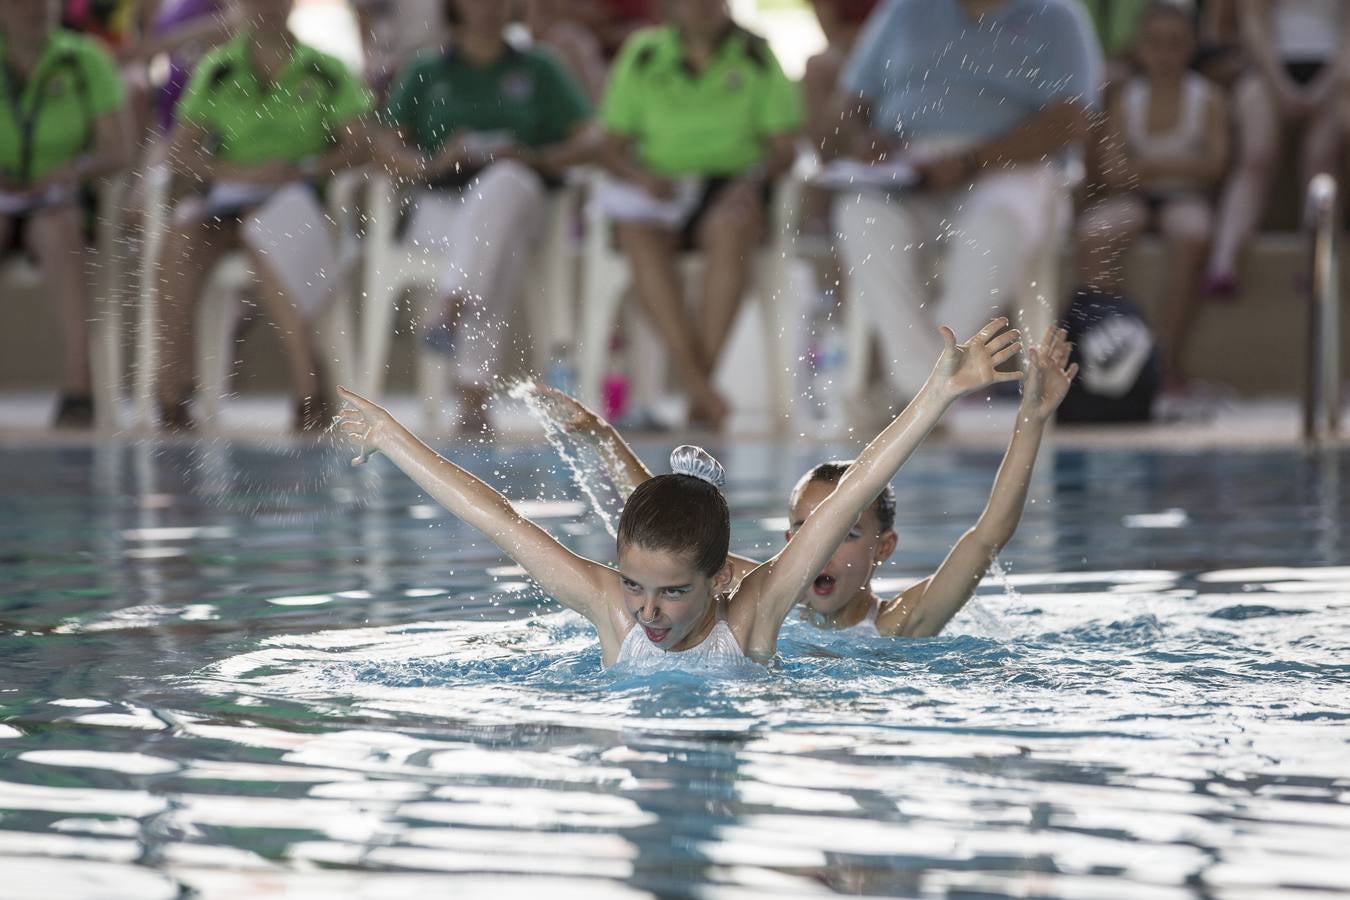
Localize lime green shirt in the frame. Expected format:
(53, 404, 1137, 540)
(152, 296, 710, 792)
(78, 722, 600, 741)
(601, 24, 803, 177)
(177, 34, 373, 165)
(0, 29, 124, 183)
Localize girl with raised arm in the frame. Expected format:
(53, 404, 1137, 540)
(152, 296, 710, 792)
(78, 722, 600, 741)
(544, 327, 1076, 639)
(336, 319, 1022, 667)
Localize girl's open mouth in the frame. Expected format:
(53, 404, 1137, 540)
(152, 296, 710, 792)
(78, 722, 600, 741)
(812, 574, 836, 596)
(642, 624, 670, 643)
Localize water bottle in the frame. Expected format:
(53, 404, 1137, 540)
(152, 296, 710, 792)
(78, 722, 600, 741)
(602, 334, 630, 422)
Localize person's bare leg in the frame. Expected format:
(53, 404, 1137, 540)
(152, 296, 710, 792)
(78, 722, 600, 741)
(157, 215, 235, 416)
(26, 205, 93, 397)
(1206, 73, 1279, 286)
(1300, 95, 1345, 182)
(246, 246, 325, 429)
(695, 183, 765, 372)
(616, 220, 728, 424)
(1157, 198, 1214, 389)
(1074, 193, 1148, 295)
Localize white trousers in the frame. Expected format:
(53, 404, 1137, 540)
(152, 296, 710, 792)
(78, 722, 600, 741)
(832, 166, 1060, 398)
(405, 160, 548, 383)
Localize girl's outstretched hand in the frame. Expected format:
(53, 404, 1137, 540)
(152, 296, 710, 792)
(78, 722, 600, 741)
(929, 317, 1025, 400)
(1020, 326, 1079, 422)
(529, 384, 603, 436)
(335, 386, 392, 466)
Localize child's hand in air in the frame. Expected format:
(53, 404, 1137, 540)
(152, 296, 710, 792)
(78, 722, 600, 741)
(335, 386, 393, 466)
(530, 384, 604, 436)
(929, 317, 1024, 401)
(1020, 326, 1078, 422)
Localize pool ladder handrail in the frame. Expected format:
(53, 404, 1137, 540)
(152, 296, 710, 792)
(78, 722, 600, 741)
(1303, 173, 1340, 444)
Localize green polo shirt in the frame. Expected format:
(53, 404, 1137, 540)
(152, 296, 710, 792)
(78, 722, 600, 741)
(177, 34, 372, 165)
(601, 24, 803, 177)
(0, 29, 124, 183)
(383, 45, 590, 153)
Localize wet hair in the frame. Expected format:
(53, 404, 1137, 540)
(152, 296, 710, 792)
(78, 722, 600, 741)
(616, 447, 730, 577)
(790, 461, 896, 533)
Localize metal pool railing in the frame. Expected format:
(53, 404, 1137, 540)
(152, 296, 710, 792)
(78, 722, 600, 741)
(1303, 173, 1340, 444)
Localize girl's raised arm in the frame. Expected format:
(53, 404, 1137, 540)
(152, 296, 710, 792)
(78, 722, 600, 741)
(337, 387, 615, 627)
(736, 319, 1024, 652)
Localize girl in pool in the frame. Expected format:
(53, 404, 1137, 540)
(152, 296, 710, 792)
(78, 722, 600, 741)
(538, 326, 1077, 639)
(336, 318, 1023, 667)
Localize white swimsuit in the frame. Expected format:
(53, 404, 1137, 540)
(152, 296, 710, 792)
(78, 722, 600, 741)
(839, 596, 883, 635)
(613, 617, 755, 672)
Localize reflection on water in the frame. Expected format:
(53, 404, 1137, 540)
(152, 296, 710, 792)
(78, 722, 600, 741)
(1, 440, 1348, 898)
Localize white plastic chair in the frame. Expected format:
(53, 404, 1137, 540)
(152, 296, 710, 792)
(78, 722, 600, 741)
(576, 170, 806, 430)
(357, 171, 579, 431)
(88, 175, 130, 430)
(839, 164, 1079, 406)
(135, 166, 362, 432)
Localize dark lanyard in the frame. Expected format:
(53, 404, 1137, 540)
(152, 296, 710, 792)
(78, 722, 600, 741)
(2, 51, 92, 182)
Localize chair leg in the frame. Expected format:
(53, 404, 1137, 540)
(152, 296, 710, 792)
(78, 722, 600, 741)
(577, 269, 627, 408)
(91, 178, 127, 431)
(314, 287, 357, 394)
(359, 259, 404, 399)
(196, 280, 246, 429)
(753, 255, 806, 431)
(89, 282, 122, 431)
(409, 289, 451, 434)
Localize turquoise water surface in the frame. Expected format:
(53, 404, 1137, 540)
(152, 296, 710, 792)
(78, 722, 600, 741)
(1, 437, 1348, 898)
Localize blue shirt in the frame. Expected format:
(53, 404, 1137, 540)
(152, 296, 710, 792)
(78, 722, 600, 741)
(841, 0, 1101, 143)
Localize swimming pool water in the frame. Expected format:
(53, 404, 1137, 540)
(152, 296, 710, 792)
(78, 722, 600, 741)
(1, 437, 1348, 898)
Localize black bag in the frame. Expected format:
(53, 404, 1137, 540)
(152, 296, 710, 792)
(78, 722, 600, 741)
(1056, 289, 1161, 423)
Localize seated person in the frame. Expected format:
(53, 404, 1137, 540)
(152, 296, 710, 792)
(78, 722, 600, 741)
(598, 0, 802, 429)
(525, 0, 609, 103)
(156, 0, 372, 431)
(799, 0, 877, 233)
(372, 0, 594, 435)
(350, 0, 445, 94)
(830, 0, 1099, 406)
(1202, 0, 1350, 298)
(803, 0, 877, 157)
(0, 0, 130, 428)
(1074, 2, 1228, 394)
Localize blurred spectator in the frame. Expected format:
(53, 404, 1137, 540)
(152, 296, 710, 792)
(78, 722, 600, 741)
(1194, 0, 1245, 86)
(0, 0, 131, 428)
(61, 0, 139, 47)
(525, 0, 608, 103)
(1073, 1, 1228, 392)
(1202, 0, 1350, 298)
(803, 0, 877, 158)
(599, 0, 801, 428)
(573, 0, 659, 58)
(156, 0, 373, 431)
(142, 0, 232, 133)
(374, 0, 593, 434)
(1077, 0, 1155, 89)
(831, 0, 1099, 404)
(799, 0, 876, 235)
(351, 0, 445, 93)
